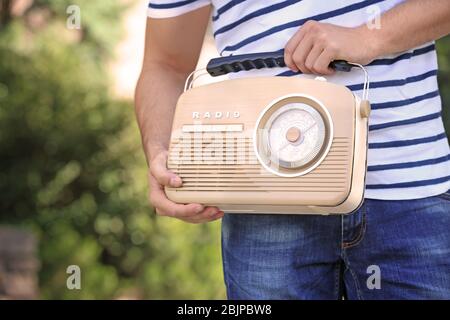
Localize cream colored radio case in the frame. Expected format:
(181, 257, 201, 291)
(165, 59, 370, 215)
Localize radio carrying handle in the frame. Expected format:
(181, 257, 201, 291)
(185, 50, 370, 100)
(206, 50, 354, 76)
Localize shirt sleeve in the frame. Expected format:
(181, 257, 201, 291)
(148, 0, 211, 19)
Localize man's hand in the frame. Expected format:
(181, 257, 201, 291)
(284, 21, 376, 75)
(148, 150, 223, 224)
(285, 0, 450, 76)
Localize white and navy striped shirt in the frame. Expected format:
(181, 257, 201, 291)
(148, 0, 450, 200)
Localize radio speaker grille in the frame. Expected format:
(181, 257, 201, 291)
(167, 136, 351, 192)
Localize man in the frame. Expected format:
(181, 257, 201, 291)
(135, 0, 450, 299)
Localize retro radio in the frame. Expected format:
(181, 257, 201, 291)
(166, 51, 371, 215)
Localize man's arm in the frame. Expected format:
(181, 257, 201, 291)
(284, 0, 450, 74)
(135, 6, 223, 223)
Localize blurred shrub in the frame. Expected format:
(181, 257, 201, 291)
(0, 0, 224, 299)
(437, 37, 450, 135)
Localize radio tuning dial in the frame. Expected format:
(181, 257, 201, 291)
(254, 96, 333, 177)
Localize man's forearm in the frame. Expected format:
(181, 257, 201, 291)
(365, 0, 450, 57)
(135, 63, 187, 164)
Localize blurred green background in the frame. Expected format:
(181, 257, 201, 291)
(0, 0, 224, 299)
(0, 0, 448, 299)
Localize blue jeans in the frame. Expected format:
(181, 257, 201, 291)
(221, 192, 450, 300)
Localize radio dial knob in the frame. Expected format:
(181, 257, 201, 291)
(286, 127, 301, 143)
(254, 97, 333, 177)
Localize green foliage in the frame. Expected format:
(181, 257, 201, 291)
(28, 0, 125, 53)
(0, 1, 225, 299)
(437, 36, 450, 135)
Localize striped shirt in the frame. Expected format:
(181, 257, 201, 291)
(148, 0, 450, 200)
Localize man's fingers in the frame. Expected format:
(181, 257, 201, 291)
(284, 27, 306, 72)
(291, 34, 314, 74)
(150, 179, 223, 223)
(179, 208, 225, 224)
(314, 49, 335, 75)
(151, 191, 204, 218)
(148, 175, 204, 216)
(147, 165, 222, 224)
(181, 213, 224, 224)
(305, 44, 324, 74)
(149, 184, 205, 218)
(150, 152, 182, 187)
